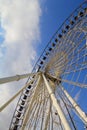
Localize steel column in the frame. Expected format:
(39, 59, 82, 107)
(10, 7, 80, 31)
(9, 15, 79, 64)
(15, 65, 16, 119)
(42, 74, 71, 130)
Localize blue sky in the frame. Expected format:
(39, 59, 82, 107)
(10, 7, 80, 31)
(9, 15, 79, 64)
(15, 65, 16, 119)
(0, 0, 87, 129)
(37, 0, 84, 55)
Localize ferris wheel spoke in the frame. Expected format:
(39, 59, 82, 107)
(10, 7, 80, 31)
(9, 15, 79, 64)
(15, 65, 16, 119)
(57, 90, 77, 130)
(43, 99, 51, 130)
(46, 35, 87, 77)
(40, 86, 48, 130)
(62, 66, 87, 75)
(60, 85, 87, 125)
(53, 29, 82, 58)
(65, 54, 87, 70)
(21, 75, 42, 130)
(33, 100, 42, 130)
(61, 78, 87, 88)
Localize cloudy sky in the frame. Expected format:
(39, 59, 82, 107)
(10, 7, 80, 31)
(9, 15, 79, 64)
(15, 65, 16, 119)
(0, 0, 84, 129)
(0, 0, 42, 129)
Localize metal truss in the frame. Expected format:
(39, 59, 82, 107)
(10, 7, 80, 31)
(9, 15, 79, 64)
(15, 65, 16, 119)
(0, 1, 87, 130)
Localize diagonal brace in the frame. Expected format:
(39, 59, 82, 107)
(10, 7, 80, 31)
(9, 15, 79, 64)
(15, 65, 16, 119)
(0, 72, 39, 84)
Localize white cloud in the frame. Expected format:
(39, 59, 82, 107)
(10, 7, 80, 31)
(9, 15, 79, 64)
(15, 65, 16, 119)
(0, 0, 41, 75)
(0, 0, 41, 129)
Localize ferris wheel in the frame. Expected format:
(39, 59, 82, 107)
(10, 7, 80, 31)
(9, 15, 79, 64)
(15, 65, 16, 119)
(0, 1, 87, 130)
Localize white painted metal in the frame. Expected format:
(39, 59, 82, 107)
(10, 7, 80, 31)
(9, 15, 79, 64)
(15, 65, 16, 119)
(21, 74, 42, 130)
(44, 100, 51, 130)
(0, 72, 38, 84)
(0, 79, 34, 112)
(61, 85, 87, 125)
(42, 74, 71, 130)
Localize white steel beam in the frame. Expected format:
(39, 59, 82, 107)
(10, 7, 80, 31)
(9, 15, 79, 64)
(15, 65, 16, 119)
(0, 79, 34, 112)
(0, 72, 38, 84)
(44, 100, 51, 130)
(21, 74, 42, 130)
(61, 85, 87, 125)
(42, 74, 71, 130)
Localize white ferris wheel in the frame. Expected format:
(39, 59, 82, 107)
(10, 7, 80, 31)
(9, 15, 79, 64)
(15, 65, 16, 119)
(0, 1, 87, 130)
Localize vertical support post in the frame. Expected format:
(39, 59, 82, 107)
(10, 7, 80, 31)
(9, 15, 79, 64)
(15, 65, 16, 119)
(42, 74, 71, 130)
(61, 85, 87, 125)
